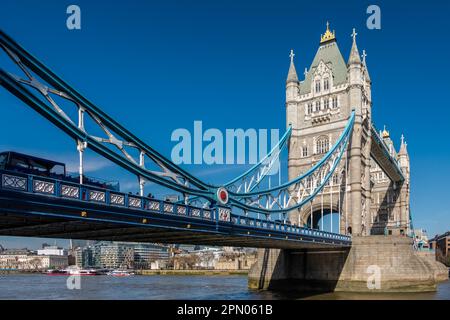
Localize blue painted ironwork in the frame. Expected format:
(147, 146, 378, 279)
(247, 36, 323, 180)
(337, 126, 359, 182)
(0, 30, 355, 222)
(0, 30, 296, 212)
(227, 112, 355, 213)
(0, 30, 215, 198)
(0, 169, 351, 246)
(225, 126, 292, 194)
(181, 125, 292, 206)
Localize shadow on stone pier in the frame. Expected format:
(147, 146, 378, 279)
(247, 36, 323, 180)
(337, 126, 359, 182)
(248, 236, 449, 293)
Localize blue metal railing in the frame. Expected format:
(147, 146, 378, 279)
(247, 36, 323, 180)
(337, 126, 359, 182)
(0, 169, 351, 243)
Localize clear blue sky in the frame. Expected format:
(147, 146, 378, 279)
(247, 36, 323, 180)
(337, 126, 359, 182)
(0, 0, 449, 249)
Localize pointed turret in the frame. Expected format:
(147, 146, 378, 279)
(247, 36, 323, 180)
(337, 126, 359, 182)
(286, 49, 299, 83)
(362, 49, 371, 82)
(348, 28, 361, 65)
(347, 28, 364, 114)
(398, 134, 408, 156)
(286, 49, 299, 130)
(381, 125, 396, 157)
(382, 125, 390, 139)
(286, 49, 299, 105)
(398, 134, 410, 178)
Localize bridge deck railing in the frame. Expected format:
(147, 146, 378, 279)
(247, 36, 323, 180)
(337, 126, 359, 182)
(0, 169, 351, 243)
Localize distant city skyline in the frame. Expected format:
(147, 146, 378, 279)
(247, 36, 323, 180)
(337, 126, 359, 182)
(1, 0, 450, 247)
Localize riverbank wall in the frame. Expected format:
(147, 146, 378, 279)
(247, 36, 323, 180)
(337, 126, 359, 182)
(135, 269, 248, 276)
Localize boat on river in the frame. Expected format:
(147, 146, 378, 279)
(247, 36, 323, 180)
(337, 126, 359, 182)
(107, 270, 135, 277)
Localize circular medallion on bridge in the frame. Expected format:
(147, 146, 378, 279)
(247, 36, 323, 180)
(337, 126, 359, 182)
(216, 187, 229, 205)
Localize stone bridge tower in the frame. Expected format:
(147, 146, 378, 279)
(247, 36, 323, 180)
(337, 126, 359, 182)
(286, 24, 372, 236)
(248, 24, 446, 293)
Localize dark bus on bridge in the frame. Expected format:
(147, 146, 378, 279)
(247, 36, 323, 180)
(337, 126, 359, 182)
(0, 151, 119, 191)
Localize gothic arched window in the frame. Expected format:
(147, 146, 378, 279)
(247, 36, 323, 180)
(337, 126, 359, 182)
(332, 96, 338, 108)
(316, 136, 329, 154)
(315, 80, 321, 93)
(332, 173, 339, 185)
(315, 100, 321, 112)
(301, 146, 308, 157)
(324, 78, 329, 91)
(305, 176, 313, 189)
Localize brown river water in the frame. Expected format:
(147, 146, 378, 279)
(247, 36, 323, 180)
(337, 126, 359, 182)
(0, 274, 448, 300)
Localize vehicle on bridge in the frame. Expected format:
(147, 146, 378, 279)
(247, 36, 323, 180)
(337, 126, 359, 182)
(0, 151, 119, 191)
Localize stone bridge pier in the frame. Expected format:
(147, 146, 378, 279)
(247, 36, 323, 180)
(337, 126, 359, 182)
(249, 24, 449, 293)
(248, 236, 448, 293)
(248, 24, 449, 293)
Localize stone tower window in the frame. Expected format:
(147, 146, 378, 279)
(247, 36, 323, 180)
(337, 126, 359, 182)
(315, 100, 321, 112)
(324, 98, 329, 110)
(307, 103, 313, 114)
(315, 80, 321, 93)
(332, 173, 339, 185)
(316, 136, 329, 154)
(324, 78, 329, 91)
(305, 176, 313, 189)
(332, 96, 338, 108)
(301, 146, 308, 157)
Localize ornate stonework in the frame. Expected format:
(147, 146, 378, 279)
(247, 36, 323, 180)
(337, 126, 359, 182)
(286, 24, 410, 236)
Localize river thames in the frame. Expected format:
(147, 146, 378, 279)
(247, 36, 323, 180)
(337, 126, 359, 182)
(0, 274, 449, 300)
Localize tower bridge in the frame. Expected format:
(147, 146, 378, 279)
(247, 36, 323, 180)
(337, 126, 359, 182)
(285, 25, 409, 238)
(0, 25, 447, 292)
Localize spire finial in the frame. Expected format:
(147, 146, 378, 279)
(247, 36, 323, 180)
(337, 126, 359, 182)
(399, 134, 408, 155)
(351, 28, 358, 42)
(362, 49, 367, 64)
(320, 21, 336, 43)
(348, 28, 361, 65)
(382, 125, 390, 138)
(304, 67, 308, 77)
(286, 49, 298, 83)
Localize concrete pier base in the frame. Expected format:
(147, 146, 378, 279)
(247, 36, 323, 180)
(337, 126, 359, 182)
(248, 236, 448, 293)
